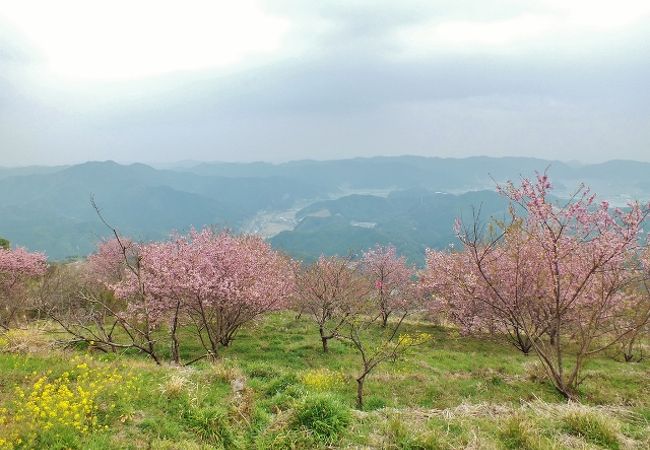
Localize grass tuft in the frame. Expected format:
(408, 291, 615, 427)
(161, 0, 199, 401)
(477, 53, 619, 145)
(291, 393, 351, 443)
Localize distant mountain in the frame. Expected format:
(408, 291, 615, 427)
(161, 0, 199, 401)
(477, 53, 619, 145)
(0, 165, 70, 180)
(0, 156, 648, 261)
(186, 156, 565, 192)
(271, 189, 510, 265)
(0, 161, 321, 259)
(185, 156, 650, 202)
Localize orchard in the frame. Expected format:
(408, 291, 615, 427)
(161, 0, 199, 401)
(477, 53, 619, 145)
(0, 176, 649, 448)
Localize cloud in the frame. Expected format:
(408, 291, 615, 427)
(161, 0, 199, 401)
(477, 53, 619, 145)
(0, 0, 648, 165)
(0, 0, 292, 80)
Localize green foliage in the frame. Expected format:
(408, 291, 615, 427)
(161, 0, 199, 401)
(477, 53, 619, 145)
(0, 237, 9, 250)
(291, 393, 351, 443)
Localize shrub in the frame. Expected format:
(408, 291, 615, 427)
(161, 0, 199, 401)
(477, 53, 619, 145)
(292, 393, 351, 443)
(562, 411, 620, 449)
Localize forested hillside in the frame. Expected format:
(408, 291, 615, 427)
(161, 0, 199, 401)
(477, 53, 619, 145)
(1, 157, 649, 261)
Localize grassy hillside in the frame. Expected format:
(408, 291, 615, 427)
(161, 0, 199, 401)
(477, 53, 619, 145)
(1, 313, 648, 449)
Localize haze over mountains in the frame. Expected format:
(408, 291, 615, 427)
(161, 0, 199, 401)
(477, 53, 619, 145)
(1, 156, 649, 263)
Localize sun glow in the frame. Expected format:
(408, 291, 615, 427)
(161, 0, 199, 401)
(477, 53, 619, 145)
(0, 0, 291, 80)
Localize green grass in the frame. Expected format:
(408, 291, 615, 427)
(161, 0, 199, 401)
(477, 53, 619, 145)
(1, 312, 648, 449)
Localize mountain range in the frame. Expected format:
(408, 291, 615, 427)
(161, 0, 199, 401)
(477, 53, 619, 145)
(0, 156, 648, 263)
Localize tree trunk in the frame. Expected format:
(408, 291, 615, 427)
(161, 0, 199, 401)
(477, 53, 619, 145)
(170, 302, 181, 365)
(356, 376, 365, 409)
(557, 384, 579, 402)
(319, 327, 329, 353)
(170, 333, 180, 365)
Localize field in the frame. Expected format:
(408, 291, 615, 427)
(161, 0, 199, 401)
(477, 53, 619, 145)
(1, 312, 648, 449)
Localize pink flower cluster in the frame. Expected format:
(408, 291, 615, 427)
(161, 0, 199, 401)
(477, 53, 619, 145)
(0, 247, 47, 295)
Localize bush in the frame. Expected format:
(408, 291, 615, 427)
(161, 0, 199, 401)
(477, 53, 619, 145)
(292, 393, 351, 443)
(562, 411, 620, 449)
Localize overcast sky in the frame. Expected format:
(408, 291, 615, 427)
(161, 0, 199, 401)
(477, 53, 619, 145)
(1, 0, 649, 166)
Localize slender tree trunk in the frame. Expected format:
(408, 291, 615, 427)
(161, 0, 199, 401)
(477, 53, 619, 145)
(381, 311, 389, 328)
(356, 376, 366, 410)
(319, 327, 329, 353)
(170, 301, 181, 365)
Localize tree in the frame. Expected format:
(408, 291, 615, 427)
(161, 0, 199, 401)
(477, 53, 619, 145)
(336, 291, 429, 409)
(423, 223, 547, 355)
(360, 245, 414, 327)
(0, 247, 47, 329)
(294, 255, 370, 352)
(172, 229, 295, 359)
(69, 237, 165, 364)
(612, 249, 650, 362)
(0, 237, 9, 250)
(441, 174, 650, 399)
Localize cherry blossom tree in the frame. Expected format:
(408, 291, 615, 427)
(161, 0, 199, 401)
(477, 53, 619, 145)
(423, 224, 547, 355)
(173, 229, 295, 359)
(0, 246, 47, 329)
(360, 245, 415, 327)
(427, 174, 650, 399)
(106, 238, 189, 364)
(56, 237, 165, 363)
(294, 255, 370, 352)
(612, 249, 650, 362)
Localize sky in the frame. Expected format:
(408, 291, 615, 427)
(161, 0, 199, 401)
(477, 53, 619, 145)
(1, 0, 649, 166)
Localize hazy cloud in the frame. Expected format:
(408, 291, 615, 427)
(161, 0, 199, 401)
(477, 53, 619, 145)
(0, 0, 648, 165)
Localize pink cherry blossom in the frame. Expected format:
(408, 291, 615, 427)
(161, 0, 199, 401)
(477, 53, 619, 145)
(0, 247, 47, 328)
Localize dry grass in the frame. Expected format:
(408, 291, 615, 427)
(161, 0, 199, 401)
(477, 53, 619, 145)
(0, 326, 55, 354)
(159, 374, 190, 398)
